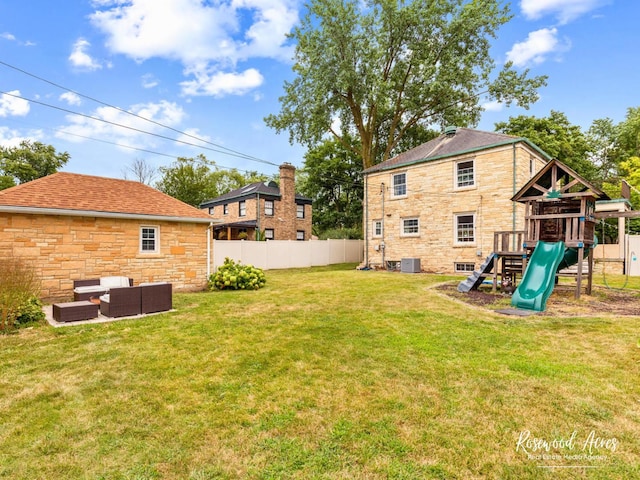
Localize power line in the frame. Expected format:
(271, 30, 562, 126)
(0, 89, 278, 167)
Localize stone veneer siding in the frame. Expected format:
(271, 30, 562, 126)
(0, 212, 211, 300)
(365, 143, 547, 273)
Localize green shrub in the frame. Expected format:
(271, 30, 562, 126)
(317, 227, 363, 240)
(0, 257, 41, 332)
(208, 258, 266, 291)
(15, 296, 45, 326)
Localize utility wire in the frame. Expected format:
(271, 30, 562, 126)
(0, 90, 278, 166)
(0, 59, 274, 165)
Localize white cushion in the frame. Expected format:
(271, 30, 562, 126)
(74, 285, 107, 294)
(100, 276, 130, 288)
(99, 294, 110, 302)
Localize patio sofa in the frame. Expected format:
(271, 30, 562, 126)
(73, 276, 133, 301)
(99, 282, 173, 318)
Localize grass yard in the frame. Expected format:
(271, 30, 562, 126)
(1, 264, 639, 479)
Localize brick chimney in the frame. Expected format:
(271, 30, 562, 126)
(279, 163, 297, 239)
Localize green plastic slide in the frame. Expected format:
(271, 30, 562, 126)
(511, 241, 566, 312)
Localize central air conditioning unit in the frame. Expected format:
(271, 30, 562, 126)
(401, 258, 420, 273)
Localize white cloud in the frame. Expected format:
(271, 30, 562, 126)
(521, 0, 609, 24)
(1, 32, 16, 41)
(0, 90, 30, 117)
(57, 100, 186, 147)
(141, 73, 159, 89)
(180, 68, 264, 97)
(69, 38, 104, 71)
(506, 28, 568, 68)
(482, 100, 504, 113)
(89, 0, 298, 97)
(0, 127, 32, 148)
(60, 92, 82, 106)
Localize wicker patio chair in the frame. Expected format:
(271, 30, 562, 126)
(140, 282, 173, 314)
(100, 286, 142, 318)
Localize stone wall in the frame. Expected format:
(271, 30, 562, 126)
(0, 213, 211, 300)
(365, 143, 547, 273)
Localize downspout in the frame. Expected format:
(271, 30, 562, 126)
(364, 174, 369, 266)
(512, 143, 517, 250)
(207, 222, 213, 277)
(381, 182, 385, 268)
(256, 191, 260, 239)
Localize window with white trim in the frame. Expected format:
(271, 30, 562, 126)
(296, 230, 305, 241)
(392, 172, 407, 197)
(401, 217, 419, 236)
(265, 200, 274, 216)
(264, 228, 274, 240)
(372, 220, 382, 238)
(140, 226, 159, 253)
(239, 201, 246, 217)
(455, 262, 475, 273)
(296, 204, 305, 218)
(223, 204, 229, 215)
(208, 206, 214, 215)
(456, 160, 475, 188)
(455, 214, 475, 243)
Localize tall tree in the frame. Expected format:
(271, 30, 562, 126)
(299, 138, 364, 235)
(0, 140, 70, 189)
(266, 0, 546, 169)
(123, 157, 157, 185)
(495, 111, 597, 182)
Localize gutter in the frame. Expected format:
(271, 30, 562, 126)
(0, 205, 217, 224)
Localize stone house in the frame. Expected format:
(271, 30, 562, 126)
(363, 127, 551, 273)
(200, 163, 313, 241)
(0, 172, 215, 299)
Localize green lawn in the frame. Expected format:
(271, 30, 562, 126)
(1, 265, 639, 479)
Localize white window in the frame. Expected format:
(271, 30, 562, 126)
(455, 214, 475, 243)
(223, 204, 229, 215)
(265, 229, 274, 240)
(208, 206, 214, 215)
(296, 204, 305, 219)
(530, 156, 536, 178)
(456, 160, 475, 188)
(140, 226, 159, 253)
(265, 200, 274, 216)
(239, 201, 246, 217)
(296, 230, 305, 241)
(401, 217, 419, 236)
(392, 173, 407, 197)
(372, 220, 382, 238)
(455, 262, 475, 273)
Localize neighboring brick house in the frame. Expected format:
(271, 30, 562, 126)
(0, 172, 215, 299)
(363, 127, 551, 273)
(201, 163, 313, 241)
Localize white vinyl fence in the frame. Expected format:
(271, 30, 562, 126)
(212, 239, 364, 271)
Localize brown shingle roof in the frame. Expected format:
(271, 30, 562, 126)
(0, 172, 213, 221)
(364, 127, 552, 173)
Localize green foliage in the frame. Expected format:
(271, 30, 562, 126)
(266, 0, 546, 169)
(317, 227, 363, 240)
(0, 140, 70, 190)
(0, 257, 41, 332)
(208, 258, 266, 291)
(156, 155, 270, 207)
(299, 138, 364, 234)
(15, 296, 45, 326)
(495, 110, 598, 182)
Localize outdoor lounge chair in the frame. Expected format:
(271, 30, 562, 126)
(140, 282, 173, 314)
(73, 276, 133, 301)
(99, 286, 142, 318)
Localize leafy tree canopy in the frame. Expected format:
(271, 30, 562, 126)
(155, 155, 269, 207)
(266, 0, 547, 169)
(0, 140, 70, 190)
(495, 110, 598, 182)
(299, 138, 364, 236)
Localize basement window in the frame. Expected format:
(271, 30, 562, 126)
(455, 262, 475, 273)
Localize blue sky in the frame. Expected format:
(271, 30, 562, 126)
(0, 0, 638, 180)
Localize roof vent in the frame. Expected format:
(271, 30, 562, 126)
(444, 126, 457, 136)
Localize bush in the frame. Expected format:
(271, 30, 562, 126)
(208, 258, 266, 291)
(15, 296, 45, 326)
(317, 227, 363, 240)
(0, 258, 42, 332)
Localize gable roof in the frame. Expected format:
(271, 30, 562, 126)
(363, 127, 552, 174)
(512, 158, 608, 202)
(0, 172, 213, 223)
(200, 181, 312, 207)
